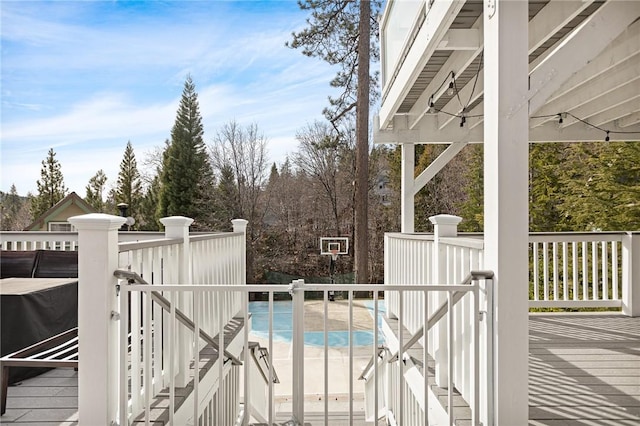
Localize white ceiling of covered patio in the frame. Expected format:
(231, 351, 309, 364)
(375, 0, 640, 145)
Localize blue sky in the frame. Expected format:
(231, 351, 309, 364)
(1, 0, 341, 196)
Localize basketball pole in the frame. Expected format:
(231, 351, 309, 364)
(329, 250, 338, 301)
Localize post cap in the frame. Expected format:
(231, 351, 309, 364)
(159, 216, 195, 228)
(68, 213, 126, 231)
(429, 214, 463, 226)
(231, 219, 248, 233)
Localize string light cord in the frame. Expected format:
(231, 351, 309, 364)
(429, 54, 483, 127)
(428, 63, 639, 137)
(452, 53, 483, 111)
(430, 106, 483, 119)
(531, 111, 640, 140)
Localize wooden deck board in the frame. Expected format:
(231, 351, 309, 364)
(1, 314, 639, 424)
(528, 314, 640, 424)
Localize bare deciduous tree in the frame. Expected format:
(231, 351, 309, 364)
(293, 121, 351, 236)
(210, 120, 270, 283)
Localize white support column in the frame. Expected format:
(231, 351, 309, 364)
(401, 143, 415, 233)
(622, 232, 640, 317)
(483, 0, 529, 424)
(67, 213, 126, 425)
(429, 214, 462, 387)
(159, 216, 194, 387)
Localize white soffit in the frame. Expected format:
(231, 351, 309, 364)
(376, 0, 640, 144)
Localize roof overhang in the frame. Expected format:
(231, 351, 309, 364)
(375, 0, 640, 145)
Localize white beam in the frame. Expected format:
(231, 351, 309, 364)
(542, 19, 640, 104)
(532, 58, 640, 124)
(401, 143, 415, 233)
(379, 1, 464, 128)
(375, 113, 485, 144)
(585, 96, 640, 128)
(413, 141, 468, 195)
(483, 1, 529, 424)
(529, 0, 640, 114)
(436, 29, 480, 50)
(618, 112, 640, 128)
(563, 83, 640, 127)
(530, 121, 640, 143)
(528, 0, 595, 53)
(374, 108, 640, 145)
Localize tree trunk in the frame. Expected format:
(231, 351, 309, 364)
(354, 0, 370, 285)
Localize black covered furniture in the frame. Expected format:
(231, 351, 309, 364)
(32, 250, 78, 278)
(0, 249, 78, 279)
(0, 250, 38, 279)
(0, 250, 79, 415)
(0, 278, 78, 385)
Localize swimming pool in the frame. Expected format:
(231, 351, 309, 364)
(249, 300, 386, 347)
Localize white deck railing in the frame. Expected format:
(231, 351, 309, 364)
(385, 215, 491, 425)
(383, 216, 639, 425)
(1, 216, 638, 425)
(530, 232, 630, 309)
(115, 217, 247, 425)
(0, 231, 78, 250)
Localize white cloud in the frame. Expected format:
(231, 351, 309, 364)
(0, 1, 340, 196)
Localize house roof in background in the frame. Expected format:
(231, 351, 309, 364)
(26, 192, 96, 231)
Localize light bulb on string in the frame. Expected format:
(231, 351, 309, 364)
(557, 113, 563, 124)
(605, 131, 610, 142)
(447, 81, 455, 96)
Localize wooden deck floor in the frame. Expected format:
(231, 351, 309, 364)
(1, 314, 638, 425)
(529, 313, 640, 425)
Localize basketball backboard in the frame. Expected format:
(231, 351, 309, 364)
(320, 237, 349, 256)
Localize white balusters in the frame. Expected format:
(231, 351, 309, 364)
(529, 234, 625, 308)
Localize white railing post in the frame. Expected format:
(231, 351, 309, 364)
(232, 218, 249, 236)
(401, 143, 415, 233)
(159, 216, 194, 387)
(233, 218, 249, 426)
(429, 214, 462, 388)
(290, 279, 305, 425)
(67, 213, 126, 426)
(622, 232, 640, 317)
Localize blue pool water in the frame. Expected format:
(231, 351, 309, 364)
(249, 300, 386, 347)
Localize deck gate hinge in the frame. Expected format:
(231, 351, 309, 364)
(111, 310, 120, 321)
(479, 311, 487, 321)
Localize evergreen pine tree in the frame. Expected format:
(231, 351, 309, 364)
(215, 164, 240, 229)
(158, 76, 213, 228)
(85, 170, 108, 212)
(116, 141, 143, 226)
(560, 142, 640, 231)
(140, 175, 161, 231)
(457, 144, 484, 232)
(1, 184, 31, 230)
(31, 148, 67, 219)
(529, 143, 567, 231)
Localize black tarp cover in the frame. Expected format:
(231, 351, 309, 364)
(1, 279, 78, 383)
